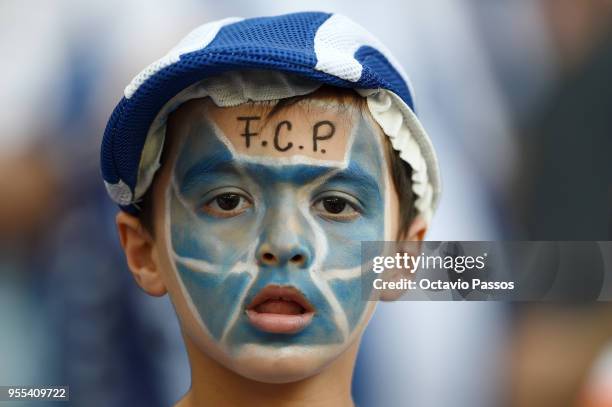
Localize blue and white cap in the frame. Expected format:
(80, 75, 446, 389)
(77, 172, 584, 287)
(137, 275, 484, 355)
(100, 12, 441, 222)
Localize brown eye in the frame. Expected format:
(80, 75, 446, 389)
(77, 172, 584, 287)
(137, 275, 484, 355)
(216, 193, 241, 210)
(202, 192, 252, 218)
(322, 197, 346, 214)
(313, 194, 360, 222)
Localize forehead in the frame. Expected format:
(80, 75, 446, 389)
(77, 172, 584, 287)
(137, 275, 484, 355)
(170, 98, 364, 168)
(163, 97, 390, 195)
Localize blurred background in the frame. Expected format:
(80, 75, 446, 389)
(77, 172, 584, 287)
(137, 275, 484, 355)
(1, 0, 611, 406)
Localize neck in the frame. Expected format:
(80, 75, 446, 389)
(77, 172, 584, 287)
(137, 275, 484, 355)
(176, 335, 359, 407)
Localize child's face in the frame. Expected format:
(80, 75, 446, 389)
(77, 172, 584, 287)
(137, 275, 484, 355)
(152, 97, 400, 383)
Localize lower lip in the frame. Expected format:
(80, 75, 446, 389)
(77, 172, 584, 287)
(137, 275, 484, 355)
(246, 310, 314, 334)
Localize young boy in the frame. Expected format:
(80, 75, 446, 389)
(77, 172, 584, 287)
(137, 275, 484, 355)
(101, 12, 440, 406)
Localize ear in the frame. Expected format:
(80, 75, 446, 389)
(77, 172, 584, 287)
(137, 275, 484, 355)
(116, 211, 167, 297)
(400, 215, 428, 242)
(379, 215, 429, 301)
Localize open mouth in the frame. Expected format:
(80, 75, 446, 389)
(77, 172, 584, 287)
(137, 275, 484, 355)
(245, 285, 315, 334)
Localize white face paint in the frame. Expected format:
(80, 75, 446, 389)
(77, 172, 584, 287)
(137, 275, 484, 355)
(163, 98, 393, 382)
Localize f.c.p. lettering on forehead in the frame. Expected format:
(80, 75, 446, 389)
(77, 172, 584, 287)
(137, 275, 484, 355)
(208, 101, 354, 167)
(162, 96, 390, 382)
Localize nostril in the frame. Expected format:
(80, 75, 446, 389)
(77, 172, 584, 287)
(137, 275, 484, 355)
(290, 254, 304, 264)
(262, 252, 276, 264)
(258, 248, 309, 267)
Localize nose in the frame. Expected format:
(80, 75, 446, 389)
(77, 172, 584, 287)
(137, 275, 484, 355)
(257, 241, 312, 269)
(256, 188, 315, 269)
(256, 207, 314, 269)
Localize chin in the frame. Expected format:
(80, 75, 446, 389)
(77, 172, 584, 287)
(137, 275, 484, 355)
(228, 343, 349, 383)
(179, 298, 376, 384)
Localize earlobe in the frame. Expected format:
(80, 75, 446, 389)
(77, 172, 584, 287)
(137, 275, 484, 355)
(116, 212, 167, 297)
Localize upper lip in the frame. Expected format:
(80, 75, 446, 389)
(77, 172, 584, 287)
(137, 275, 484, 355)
(247, 285, 315, 313)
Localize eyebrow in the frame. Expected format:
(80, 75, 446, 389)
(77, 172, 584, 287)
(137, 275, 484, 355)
(324, 161, 381, 197)
(178, 151, 239, 194)
(178, 153, 380, 198)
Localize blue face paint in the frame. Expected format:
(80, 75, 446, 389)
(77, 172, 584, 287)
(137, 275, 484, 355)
(166, 106, 386, 354)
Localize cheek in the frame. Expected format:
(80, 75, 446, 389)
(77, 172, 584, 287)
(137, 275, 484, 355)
(318, 183, 388, 333)
(177, 266, 252, 341)
(318, 215, 385, 269)
(167, 186, 261, 341)
(169, 189, 260, 265)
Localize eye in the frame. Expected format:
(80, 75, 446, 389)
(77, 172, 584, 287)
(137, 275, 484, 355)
(201, 192, 252, 218)
(313, 195, 361, 222)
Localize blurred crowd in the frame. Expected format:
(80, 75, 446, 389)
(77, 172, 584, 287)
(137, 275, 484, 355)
(1, 1, 611, 406)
